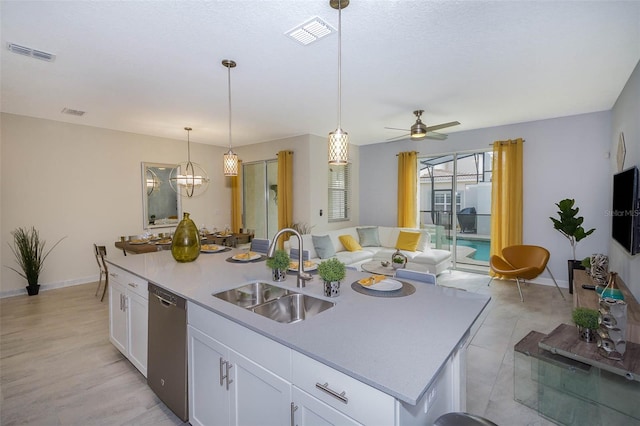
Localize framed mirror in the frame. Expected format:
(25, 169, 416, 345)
(142, 162, 182, 229)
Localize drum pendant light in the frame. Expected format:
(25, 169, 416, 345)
(328, 0, 350, 165)
(222, 59, 238, 176)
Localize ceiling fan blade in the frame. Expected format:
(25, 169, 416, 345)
(384, 126, 410, 132)
(386, 133, 411, 141)
(425, 121, 460, 132)
(425, 132, 448, 140)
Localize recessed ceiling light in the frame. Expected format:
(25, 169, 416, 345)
(7, 42, 56, 62)
(61, 108, 86, 116)
(286, 17, 334, 45)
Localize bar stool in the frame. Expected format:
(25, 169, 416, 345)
(93, 244, 108, 301)
(434, 412, 498, 426)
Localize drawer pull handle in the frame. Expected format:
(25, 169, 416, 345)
(128, 282, 138, 288)
(315, 382, 348, 404)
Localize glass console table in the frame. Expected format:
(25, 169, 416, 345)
(514, 324, 640, 425)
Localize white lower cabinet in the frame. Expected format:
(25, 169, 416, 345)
(108, 265, 148, 376)
(292, 386, 361, 426)
(187, 302, 467, 426)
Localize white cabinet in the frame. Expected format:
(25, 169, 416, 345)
(188, 303, 292, 426)
(292, 387, 362, 426)
(108, 265, 148, 377)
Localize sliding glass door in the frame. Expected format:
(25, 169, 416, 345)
(243, 160, 278, 240)
(419, 151, 492, 272)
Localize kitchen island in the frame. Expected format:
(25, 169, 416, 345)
(107, 248, 490, 425)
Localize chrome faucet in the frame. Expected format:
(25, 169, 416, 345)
(267, 228, 312, 288)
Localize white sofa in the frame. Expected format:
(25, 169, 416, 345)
(290, 226, 452, 275)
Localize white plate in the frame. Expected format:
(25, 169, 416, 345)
(232, 252, 261, 261)
(129, 240, 149, 245)
(362, 278, 403, 292)
(288, 262, 318, 272)
(201, 245, 225, 253)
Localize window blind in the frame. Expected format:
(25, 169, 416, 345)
(328, 164, 350, 222)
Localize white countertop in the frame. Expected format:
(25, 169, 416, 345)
(108, 249, 490, 405)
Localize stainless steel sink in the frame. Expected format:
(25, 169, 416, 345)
(213, 282, 335, 323)
(213, 282, 291, 309)
(252, 293, 335, 324)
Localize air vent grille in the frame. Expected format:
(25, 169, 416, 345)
(61, 108, 86, 117)
(7, 42, 56, 62)
(286, 17, 334, 45)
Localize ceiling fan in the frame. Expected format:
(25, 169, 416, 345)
(385, 110, 460, 141)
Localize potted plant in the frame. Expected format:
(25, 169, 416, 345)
(317, 258, 346, 297)
(549, 198, 595, 294)
(6, 226, 65, 296)
(266, 249, 290, 282)
(392, 251, 407, 270)
(572, 307, 599, 342)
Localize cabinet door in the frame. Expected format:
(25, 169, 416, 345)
(108, 281, 127, 355)
(127, 291, 148, 377)
(229, 350, 291, 426)
(292, 387, 362, 426)
(188, 325, 230, 426)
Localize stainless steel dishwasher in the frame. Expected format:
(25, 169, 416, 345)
(148, 283, 188, 422)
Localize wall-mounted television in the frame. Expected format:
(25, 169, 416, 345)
(612, 166, 640, 255)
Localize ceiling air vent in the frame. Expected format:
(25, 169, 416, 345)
(61, 108, 86, 117)
(285, 17, 334, 45)
(7, 42, 56, 62)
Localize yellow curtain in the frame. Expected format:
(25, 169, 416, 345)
(277, 151, 293, 249)
(490, 138, 524, 276)
(231, 160, 243, 233)
(397, 151, 418, 228)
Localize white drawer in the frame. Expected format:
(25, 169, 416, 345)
(109, 265, 148, 299)
(292, 351, 396, 426)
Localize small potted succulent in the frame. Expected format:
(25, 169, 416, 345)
(572, 307, 599, 342)
(391, 251, 407, 270)
(266, 249, 290, 282)
(318, 258, 346, 297)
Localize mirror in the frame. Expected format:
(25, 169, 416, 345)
(142, 162, 182, 229)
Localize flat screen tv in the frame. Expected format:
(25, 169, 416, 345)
(612, 166, 640, 255)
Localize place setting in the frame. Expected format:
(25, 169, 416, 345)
(351, 274, 415, 298)
(200, 244, 231, 254)
(287, 260, 319, 275)
(225, 250, 266, 263)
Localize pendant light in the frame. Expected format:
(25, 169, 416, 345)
(169, 127, 210, 198)
(328, 0, 349, 165)
(222, 59, 238, 176)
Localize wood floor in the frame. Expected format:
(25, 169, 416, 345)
(0, 283, 184, 426)
(1, 274, 571, 425)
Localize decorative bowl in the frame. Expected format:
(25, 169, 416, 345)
(381, 261, 390, 267)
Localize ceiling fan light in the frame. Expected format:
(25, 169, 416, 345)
(411, 122, 427, 138)
(328, 128, 349, 164)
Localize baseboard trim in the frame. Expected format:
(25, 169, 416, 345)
(0, 274, 99, 299)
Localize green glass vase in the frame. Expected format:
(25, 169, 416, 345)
(171, 212, 200, 262)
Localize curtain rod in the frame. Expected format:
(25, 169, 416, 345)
(488, 139, 526, 146)
(276, 151, 293, 155)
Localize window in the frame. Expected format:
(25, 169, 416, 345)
(328, 164, 350, 222)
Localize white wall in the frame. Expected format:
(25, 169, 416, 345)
(234, 134, 360, 235)
(359, 111, 612, 287)
(0, 113, 230, 296)
(610, 60, 640, 300)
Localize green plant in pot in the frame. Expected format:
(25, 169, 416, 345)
(6, 226, 65, 296)
(549, 198, 595, 294)
(266, 249, 290, 282)
(318, 258, 346, 297)
(572, 307, 599, 342)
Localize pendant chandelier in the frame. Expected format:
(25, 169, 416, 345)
(169, 127, 210, 198)
(328, 0, 349, 165)
(222, 59, 238, 176)
(145, 168, 160, 195)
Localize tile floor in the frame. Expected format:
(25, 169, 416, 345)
(0, 272, 572, 425)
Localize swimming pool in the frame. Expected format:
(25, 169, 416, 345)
(446, 238, 491, 262)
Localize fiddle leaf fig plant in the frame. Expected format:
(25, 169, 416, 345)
(549, 198, 595, 260)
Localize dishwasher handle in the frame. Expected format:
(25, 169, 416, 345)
(154, 294, 176, 306)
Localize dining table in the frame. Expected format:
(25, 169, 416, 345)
(114, 232, 253, 255)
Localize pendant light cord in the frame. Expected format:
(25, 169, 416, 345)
(227, 64, 233, 151)
(337, 0, 342, 129)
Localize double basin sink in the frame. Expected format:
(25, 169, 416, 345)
(213, 282, 334, 324)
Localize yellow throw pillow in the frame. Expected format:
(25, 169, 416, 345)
(339, 235, 362, 252)
(395, 231, 421, 251)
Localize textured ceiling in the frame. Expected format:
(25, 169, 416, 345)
(1, 1, 639, 147)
